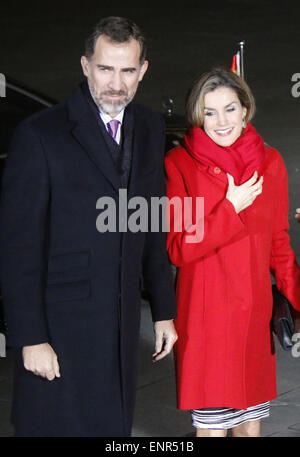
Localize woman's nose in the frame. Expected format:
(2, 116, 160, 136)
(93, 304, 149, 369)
(217, 112, 228, 126)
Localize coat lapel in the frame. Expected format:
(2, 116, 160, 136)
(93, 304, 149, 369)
(67, 85, 156, 197)
(67, 85, 122, 194)
(127, 107, 153, 198)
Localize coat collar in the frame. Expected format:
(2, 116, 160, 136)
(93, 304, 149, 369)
(66, 82, 150, 196)
(67, 83, 121, 193)
(191, 144, 270, 185)
(184, 124, 267, 186)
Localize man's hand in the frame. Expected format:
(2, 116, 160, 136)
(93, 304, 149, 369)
(152, 320, 178, 362)
(295, 208, 300, 223)
(22, 343, 61, 381)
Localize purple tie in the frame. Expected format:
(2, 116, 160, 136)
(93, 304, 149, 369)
(107, 119, 120, 141)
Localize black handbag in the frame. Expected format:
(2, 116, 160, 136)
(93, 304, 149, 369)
(271, 285, 295, 351)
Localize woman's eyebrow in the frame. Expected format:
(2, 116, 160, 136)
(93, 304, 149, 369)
(204, 101, 238, 110)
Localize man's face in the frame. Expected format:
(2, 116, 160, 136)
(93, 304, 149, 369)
(81, 35, 148, 117)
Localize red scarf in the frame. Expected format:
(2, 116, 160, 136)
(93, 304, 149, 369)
(184, 123, 266, 184)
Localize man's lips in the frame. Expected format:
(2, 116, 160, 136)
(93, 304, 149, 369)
(103, 92, 127, 98)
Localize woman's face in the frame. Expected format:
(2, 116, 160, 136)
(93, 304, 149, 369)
(203, 87, 247, 147)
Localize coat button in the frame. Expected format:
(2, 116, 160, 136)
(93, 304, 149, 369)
(214, 167, 221, 174)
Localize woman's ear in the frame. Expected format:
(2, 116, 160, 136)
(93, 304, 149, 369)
(242, 106, 247, 126)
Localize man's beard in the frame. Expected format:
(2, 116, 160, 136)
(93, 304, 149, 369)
(88, 80, 132, 115)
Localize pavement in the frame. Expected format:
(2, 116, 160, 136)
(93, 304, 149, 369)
(1, 298, 300, 437)
(133, 301, 300, 438)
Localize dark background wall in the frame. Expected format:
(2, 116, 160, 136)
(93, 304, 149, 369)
(1, 0, 300, 248)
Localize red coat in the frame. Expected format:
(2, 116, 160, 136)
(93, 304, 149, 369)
(165, 143, 300, 410)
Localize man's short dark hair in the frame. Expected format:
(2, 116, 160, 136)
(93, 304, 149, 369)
(84, 16, 147, 63)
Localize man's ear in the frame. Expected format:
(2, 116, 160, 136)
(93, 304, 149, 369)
(81, 56, 89, 77)
(138, 60, 149, 82)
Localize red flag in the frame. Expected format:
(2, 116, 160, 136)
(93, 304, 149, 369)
(230, 51, 241, 76)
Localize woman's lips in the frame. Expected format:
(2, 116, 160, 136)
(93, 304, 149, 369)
(215, 127, 233, 136)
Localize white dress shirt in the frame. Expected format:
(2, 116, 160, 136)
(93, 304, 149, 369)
(99, 110, 124, 145)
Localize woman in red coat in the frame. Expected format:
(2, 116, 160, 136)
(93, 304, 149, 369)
(165, 68, 300, 437)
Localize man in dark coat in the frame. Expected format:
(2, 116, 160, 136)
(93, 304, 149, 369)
(0, 17, 177, 437)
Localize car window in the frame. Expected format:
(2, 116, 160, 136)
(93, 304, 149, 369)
(0, 86, 50, 178)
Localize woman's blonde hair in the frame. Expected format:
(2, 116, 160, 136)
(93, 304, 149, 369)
(185, 68, 256, 127)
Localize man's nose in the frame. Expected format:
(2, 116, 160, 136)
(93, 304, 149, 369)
(108, 71, 124, 91)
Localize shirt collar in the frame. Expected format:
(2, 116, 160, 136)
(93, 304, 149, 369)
(99, 109, 125, 126)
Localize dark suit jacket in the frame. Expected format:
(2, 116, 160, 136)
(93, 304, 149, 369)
(0, 83, 176, 437)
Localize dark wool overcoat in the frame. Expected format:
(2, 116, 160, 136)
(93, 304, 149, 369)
(0, 84, 176, 437)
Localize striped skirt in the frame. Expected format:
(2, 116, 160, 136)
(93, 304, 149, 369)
(191, 402, 270, 429)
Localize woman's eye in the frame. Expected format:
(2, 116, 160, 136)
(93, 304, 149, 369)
(226, 107, 235, 112)
(204, 111, 214, 117)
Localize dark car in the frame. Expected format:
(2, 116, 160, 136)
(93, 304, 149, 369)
(0, 79, 55, 177)
(0, 79, 185, 333)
